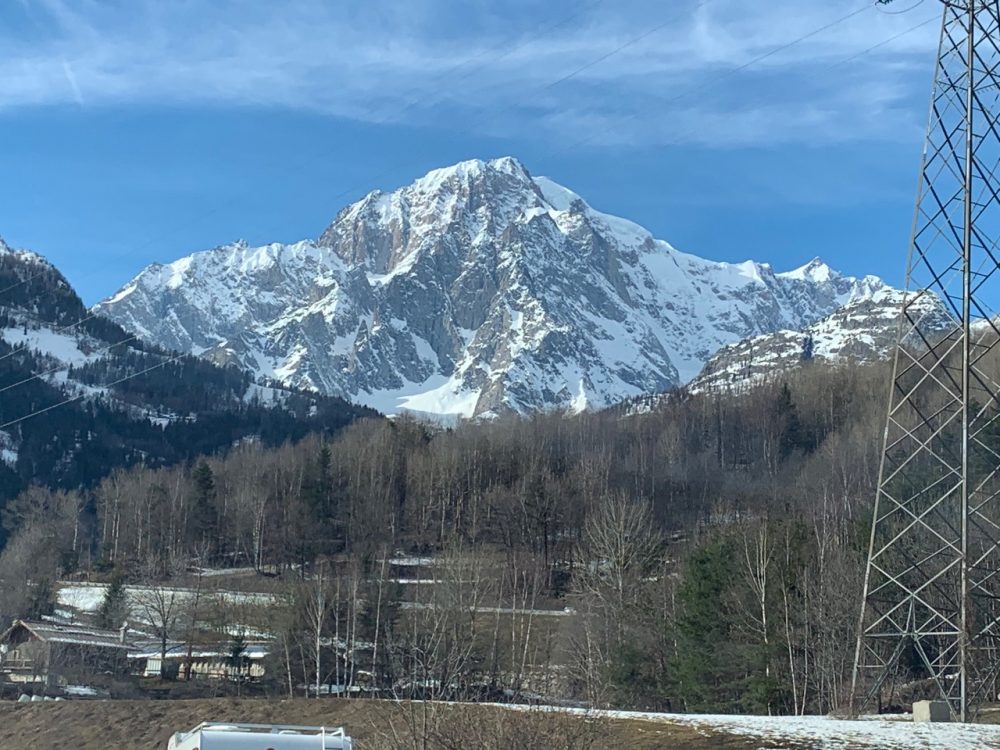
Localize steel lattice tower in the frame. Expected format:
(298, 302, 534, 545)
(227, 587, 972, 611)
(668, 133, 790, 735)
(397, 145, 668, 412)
(853, 0, 1000, 722)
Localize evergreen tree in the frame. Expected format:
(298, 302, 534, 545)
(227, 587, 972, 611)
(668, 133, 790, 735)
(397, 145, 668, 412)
(190, 461, 218, 552)
(228, 630, 248, 693)
(773, 383, 805, 457)
(673, 538, 747, 712)
(301, 443, 341, 558)
(97, 570, 129, 629)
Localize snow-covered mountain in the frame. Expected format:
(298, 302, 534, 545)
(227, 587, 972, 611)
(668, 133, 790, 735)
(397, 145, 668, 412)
(688, 288, 955, 392)
(95, 157, 893, 418)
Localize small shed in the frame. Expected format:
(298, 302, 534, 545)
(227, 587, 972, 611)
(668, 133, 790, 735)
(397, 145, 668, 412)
(0, 619, 130, 686)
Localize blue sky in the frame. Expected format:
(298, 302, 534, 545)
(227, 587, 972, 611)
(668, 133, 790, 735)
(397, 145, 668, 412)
(0, 0, 941, 304)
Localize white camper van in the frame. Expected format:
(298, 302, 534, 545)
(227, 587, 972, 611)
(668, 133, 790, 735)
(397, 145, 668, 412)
(167, 722, 353, 750)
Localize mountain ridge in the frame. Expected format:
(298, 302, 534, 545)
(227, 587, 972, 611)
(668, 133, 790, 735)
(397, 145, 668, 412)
(95, 156, 898, 418)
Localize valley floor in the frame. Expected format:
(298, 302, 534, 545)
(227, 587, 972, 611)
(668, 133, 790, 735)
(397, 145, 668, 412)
(1, 698, 999, 750)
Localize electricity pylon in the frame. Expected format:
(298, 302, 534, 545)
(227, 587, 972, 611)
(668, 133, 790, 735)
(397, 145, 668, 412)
(853, 0, 1000, 722)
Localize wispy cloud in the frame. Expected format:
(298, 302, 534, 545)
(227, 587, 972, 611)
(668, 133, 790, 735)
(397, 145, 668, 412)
(0, 0, 941, 147)
(60, 60, 84, 106)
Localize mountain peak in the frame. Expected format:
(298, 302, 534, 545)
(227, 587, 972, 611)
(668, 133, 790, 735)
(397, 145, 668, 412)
(490, 155, 529, 175)
(0, 237, 52, 268)
(780, 257, 837, 284)
(410, 156, 532, 194)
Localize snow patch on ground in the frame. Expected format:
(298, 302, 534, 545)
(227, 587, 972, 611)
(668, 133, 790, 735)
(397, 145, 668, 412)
(63, 685, 99, 697)
(57, 582, 276, 623)
(653, 712, 1000, 750)
(494, 704, 1000, 749)
(0, 430, 17, 465)
(385, 556, 437, 567)
(2, 326, 98, 366)
(362, 374, 480, 419)
(57, 585, 106, 613)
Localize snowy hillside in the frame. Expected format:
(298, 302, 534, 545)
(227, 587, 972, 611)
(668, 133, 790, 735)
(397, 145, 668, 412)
(0, 240, 373, 499)
(690, 288, 954, 392)
(96, 158, 893, 418)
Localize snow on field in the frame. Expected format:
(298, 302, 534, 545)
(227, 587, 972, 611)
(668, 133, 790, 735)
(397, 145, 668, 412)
(499, 705, 1000, 749)
(57, 582, 276, 621)
(58, 585, 106, 613)
(390, 579, 442, 585)
(664, 712, 1000, 749)
(401, 602, 573, 617)
(191, 566, 260, 578)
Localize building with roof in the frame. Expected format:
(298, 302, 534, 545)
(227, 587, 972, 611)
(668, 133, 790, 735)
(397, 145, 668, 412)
(128, 642, 268, 682)
(0, 619, 131, 686)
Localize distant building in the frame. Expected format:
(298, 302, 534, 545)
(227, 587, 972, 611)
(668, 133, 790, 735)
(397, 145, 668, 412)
(0, 619, 130, 686)
(128, 642, 268, 681)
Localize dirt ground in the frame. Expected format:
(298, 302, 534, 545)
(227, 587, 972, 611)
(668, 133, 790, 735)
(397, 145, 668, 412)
(0, 698, 774, 750)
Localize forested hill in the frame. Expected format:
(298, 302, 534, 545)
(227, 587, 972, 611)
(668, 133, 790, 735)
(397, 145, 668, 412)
(2, 355, 893, 715)
(0, 243, 378, 511)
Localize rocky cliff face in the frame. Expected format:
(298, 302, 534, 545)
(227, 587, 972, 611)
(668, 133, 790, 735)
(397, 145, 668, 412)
(95, 157, 892, 418)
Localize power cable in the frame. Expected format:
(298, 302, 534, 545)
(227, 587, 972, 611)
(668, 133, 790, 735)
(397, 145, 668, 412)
(876, 0, 926, 15)
(829, 12, 938, 69)
(565, 2, 880, 148)
(0, 350, 190, 433)
(558, 7, 939, 152)
(0, 333, 139, 396)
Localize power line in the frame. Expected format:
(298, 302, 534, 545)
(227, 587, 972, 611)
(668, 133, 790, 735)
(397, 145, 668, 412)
(829, 13, 937, 69)
(0, 350, 191, 433)
(539, 2, 714, 93)
(549, 2, 914, 153)
(875, 0, 926, 15)
(0, 310, 105, 368)
(0, 333, 140, 396)
(698, 3, 873, 90)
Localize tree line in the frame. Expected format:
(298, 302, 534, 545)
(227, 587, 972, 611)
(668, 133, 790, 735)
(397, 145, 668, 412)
(0, 359, 897, 713)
